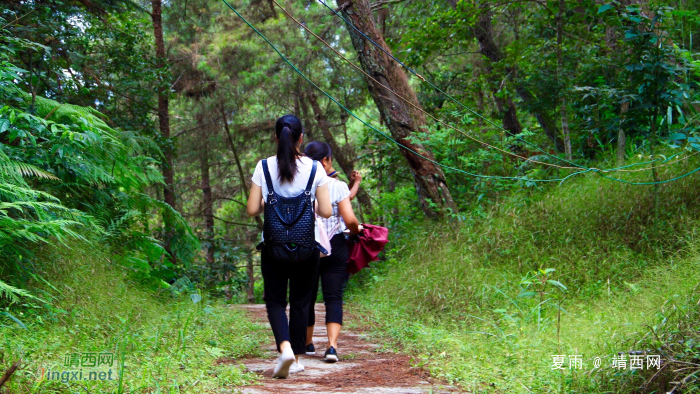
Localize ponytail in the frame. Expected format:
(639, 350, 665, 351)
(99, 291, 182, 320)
(275, 114, 304, 183)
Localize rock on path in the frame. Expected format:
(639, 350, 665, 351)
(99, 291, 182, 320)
(230, 304, 460, 394)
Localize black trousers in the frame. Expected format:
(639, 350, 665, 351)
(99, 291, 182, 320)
(261, 248, 320, 355)
(308, 233, 349, 327)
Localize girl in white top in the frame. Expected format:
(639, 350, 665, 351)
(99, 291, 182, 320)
(303, 141, 362, 363)
(247, 115, 332, 378)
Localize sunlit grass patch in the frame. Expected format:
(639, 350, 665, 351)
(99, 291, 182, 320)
(0, 241, 266, 393)
(347, 159, 700, 393)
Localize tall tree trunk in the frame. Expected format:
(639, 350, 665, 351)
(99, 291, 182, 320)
(373, 154, 384, 225)
(151, 0, 176, 260)
(516, 86, 566, 152)
(304, 92, 373, 212)
(472, 61, 486, 126)
(650, 111, 660, 248)
(617, 102, 629, 165)
(298, 90, 315, 141)
(220, 108, 260, 302)
(557, 0, 572, 160)
(449, 0, 566, 152)
(614, 0, 648, 165)
(219, 104, 264, 230)
(246, 252, 255, 303)
(560, 99, 571, 158)
(337, 0, 457, 217)
(472, 3, 523, 138)
(199, 123, 215, 266)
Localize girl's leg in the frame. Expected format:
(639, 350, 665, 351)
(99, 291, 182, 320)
(320, 234, 349, 349)
(280, 341, 292, 353)
(306, 326, 314, 347)
(327, 323, 341, 348)
(306, 274, 321, 346)
(288, 250, 320, 356)
(261, 249, 291, 353)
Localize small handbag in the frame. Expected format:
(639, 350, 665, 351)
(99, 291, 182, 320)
(314, 197, 343, 258)
(316, 216, 332, 257)
(316, 214, 341, 258)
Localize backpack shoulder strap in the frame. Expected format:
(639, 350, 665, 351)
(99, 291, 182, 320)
(261, 159, 275, 197)
(305, 160, 318, 194)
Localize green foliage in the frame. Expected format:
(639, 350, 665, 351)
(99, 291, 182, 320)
(3, 0, 700, 392)
(347, 159, 700, 392)
(0, 38, 198, 308)
(584, 4, 700, 147)
(387, 0, 476, 68)
(0, 279, 43, 305)
(0, 242, 266, 393)
(594, 288, 700, 393)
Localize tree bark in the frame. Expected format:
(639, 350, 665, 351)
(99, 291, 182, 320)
(246, 252, 255, 303)
(617, 101, 630, 165)
(650, 111, 660, 247)
(304, 92, 373, 212)
(151, 0, 177, 260)
(337, 0, 457, 217)
(472, 3, 523, 138)
(199, 122, 215, 266)
(516, 86, 566, 152)
(449, 0, 566, 152)
(219, 104, 264, 230)
(0, 360, 20, 388)
(557, 0, 572, 160)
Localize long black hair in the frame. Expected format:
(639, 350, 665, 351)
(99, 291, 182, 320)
(275, 114, 304, 183)
(304, 141, 332, 162)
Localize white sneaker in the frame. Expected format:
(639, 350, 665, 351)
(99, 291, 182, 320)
(273, 348, 295, 378)
(289, 361, 305, 374)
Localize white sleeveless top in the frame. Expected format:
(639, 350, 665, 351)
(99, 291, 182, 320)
(320, 178, 350, 239)
(251, 156, 328, 201)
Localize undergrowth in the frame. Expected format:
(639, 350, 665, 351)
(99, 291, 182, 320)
(0, 240, 266, 393)
(347, 157, 700, 393)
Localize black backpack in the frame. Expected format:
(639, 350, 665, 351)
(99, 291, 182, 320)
(257, 159, 318, 262)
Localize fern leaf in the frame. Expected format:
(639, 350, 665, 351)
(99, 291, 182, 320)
(0, 279, 46, 304)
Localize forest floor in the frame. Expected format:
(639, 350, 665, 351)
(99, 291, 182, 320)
(226, 304, 461, 394)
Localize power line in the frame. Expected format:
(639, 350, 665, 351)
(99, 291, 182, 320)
(219, 0, 566, 183)
(314, 0, 700, 179)
(314, 0, 700, 184)
(315, 0, 585, 169)
(220, 0, 700, 187)
(273, 0, 578, 170)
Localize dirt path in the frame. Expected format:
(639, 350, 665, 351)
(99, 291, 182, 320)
(231, 304, 460, 394)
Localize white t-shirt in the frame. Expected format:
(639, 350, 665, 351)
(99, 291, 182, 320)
(320, 178, 350, 239)
(251, 156, 328, 202)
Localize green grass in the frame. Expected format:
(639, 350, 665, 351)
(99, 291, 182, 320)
(0, 241, 267, 393)
(346, 158, 700, 393)
(4, 155, 700, 393)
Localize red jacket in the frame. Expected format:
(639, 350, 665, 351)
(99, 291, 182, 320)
(347, 223, 389, 274)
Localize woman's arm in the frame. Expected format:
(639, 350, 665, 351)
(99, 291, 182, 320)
(337, 197, 361, 234)
(348, 171, 362, 201)
(315, 184, 332, 218)
(247, 184, 264, 216)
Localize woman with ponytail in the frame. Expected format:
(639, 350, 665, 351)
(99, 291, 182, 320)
(247, 115, 332, 378)
(303, 141, 362, 363)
